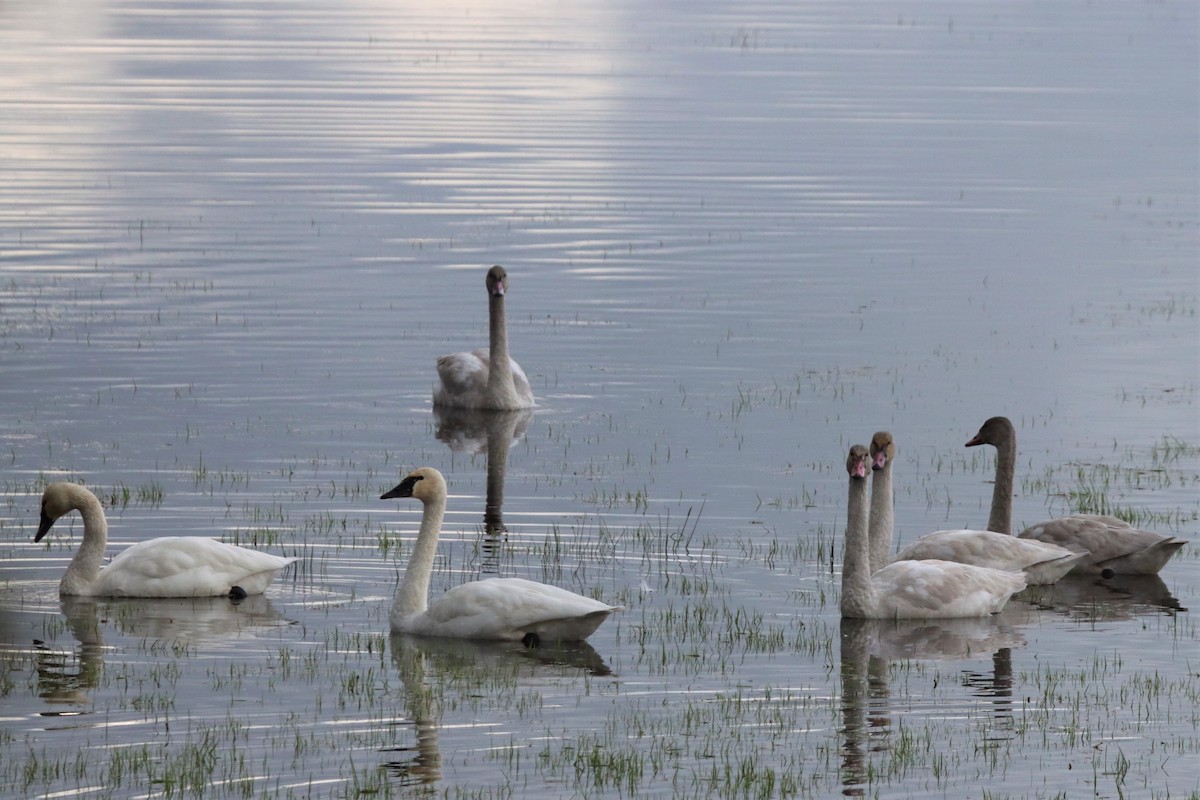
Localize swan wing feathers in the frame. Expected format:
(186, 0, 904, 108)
(871, 559, 1025, 619)
(1019, 514, 1187, 574)
(894, 529, 1078, 572)
(96, 537, 296, 597)
(435, 351, 489, 398)
(418, 578, 618, 641)
(507, 357, 534, 401)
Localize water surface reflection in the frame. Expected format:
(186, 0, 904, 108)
(839, 616, 1027, 796)
(0, 0, 1194, 797)
(385, 632, 613, 786)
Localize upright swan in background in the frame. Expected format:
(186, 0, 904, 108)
(870, 432, 1080, 583)
(380, 467, 618, 642)
(433, 265, 535, 410)
(34, 483, 296, 598)
(966, 416, 1187, 575)
(840, 445, 1026, 620)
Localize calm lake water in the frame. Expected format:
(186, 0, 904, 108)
(1, 1, 1197, 798)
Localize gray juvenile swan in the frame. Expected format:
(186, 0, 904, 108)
(433, 265, 535, 410)
(966, 416, 1187, 575)
(35, 482, 296, 598)
(872, 432, 1083, 584)
(380, 467, 618, 642)
(840, 445, 1026, 619)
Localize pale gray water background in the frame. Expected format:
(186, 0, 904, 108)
(1, 1, 1197, 798)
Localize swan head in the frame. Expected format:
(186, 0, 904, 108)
(965, 416, 1014, 448)
(380, 467, 447, 505)
(35, 482, 88, 543)
(846, 444, 870, 480)
(869, 431, 895, 471)
(485, 265, 508, 298)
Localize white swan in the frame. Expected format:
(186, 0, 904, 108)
(380, 467, 618, 642)
(870, 432, 1081, 584)
(966, 416, 1188, 575)
(841, 445, 1026, 620)
(433, 265, 535, 411)
(34, 483, 297, 598)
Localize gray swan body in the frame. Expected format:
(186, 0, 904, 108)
(840, 445, 1026, 620)
(870, 432, 1081, 584)
(966, 416, 1187, 575)
(433, 266, 535, 411)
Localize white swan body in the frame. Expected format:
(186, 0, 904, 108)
(892, 529, 1085, 585)
(35, 483, 296, 598)
(966, 416, 1187, 575)
(433, 265, 535, 411)
(841, 445, 1025, 620)
(381, 467, 617, 642)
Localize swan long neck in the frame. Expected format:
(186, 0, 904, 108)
(988, 430, 1016, 534)
(393, 491, 446, 621)
(868, 462, 893, 573)
(62, 488, 109, 594)
(841, 475, 874, 618)
(486, 292, 515, 399)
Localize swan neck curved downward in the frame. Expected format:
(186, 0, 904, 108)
(60, 486, 109, 594)
(393, 488, 447, 624)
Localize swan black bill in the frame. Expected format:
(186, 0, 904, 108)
(380, 474, 423, 500)
(35, 511, 55, 543)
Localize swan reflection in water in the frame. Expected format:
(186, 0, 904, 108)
(384, 633, 612, 786)
(839, 616, 1027, 797)
(433, 407, 533, 573)
(33, 594, 291, 714)
(1028, 573, 1185, 621)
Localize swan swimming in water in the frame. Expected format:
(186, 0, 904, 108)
(433, 265, 535, 411)
(380, 467, 618, 643)
(840, 445, 1026, 620)
(966, 416, 1187, 575)
(34, 482, 296, 598)
(869, 431, 1083, 584)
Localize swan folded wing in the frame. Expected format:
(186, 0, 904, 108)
(97, 537, 295, 597)
(872, 560, 1025, 619)
(507, 357, 533, 401)
(435, 351, 489, 398)
(894, 529, 1078, 572)
(1019, 515, 1187, 574)
(418, 578, 618, 641)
